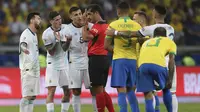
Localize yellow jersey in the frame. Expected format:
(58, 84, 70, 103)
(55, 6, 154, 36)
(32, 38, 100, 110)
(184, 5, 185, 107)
(138, 36, 177, 67)
(106, 17, 142, 60)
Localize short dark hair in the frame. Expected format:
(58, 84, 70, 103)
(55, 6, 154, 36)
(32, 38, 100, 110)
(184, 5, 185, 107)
(154, 5, 167, 15)
(26, 12, 40, 24)
(154, 27, 167, 37)
(117, 1, 130, 11)
(87, 4, 103, 15)
(48, 11, 60, 20)
(69, 6, 80, 14)
(134, 11, 148, 21)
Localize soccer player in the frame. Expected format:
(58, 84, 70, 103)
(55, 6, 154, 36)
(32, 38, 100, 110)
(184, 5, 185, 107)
(137, 27, 176, 112)
(65, 7, 93, 112)
(42, 11, 71, 112)
(104, 2, 141, 112)
(106, 5, 178, 112)
(19, 12, 42, 112)
(82, 4, 114, 112)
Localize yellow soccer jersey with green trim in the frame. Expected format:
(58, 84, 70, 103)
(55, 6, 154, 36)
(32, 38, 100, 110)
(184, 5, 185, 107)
(106, 17, 142, 60)
(138, 36, 177, 67)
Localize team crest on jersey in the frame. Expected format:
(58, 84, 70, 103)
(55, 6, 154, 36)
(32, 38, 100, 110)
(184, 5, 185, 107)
(23, 37, 26, 40)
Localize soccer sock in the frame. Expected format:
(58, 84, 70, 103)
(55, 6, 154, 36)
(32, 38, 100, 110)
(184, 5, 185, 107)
(92, 96, 98, 112)
(96, 92, 106, 112)
(163, 89, 172, 112)
(104, 91, 115, 112)
(19, 98, 30, 112)
(46, 103, 54, 112)
(28, 100, 34, 112)
(127, 90, 139, 112)
(118, 92, 128, 112)
(61, 102, 70, 112)
(145, 99, 154, 112)
(154, 95, 160, 112)
(153, 95, 156, 109)
(172, 94, 178, 112)
(72, 95, 81, 112)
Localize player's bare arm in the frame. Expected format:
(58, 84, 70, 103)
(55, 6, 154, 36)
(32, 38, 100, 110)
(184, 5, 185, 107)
(20, 42, 30, 54)
(166, 53, 175, 89)
(82, 24, 94, 41)
(45, 43, 56, 56)
(61, 35, 72, 51)
(104, 37, 113, 53)
(106, 28, 143, 38)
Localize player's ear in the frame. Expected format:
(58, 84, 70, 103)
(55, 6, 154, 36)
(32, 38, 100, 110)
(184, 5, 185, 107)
(50, 20, 53, 25)
(69, 14, 73, 20)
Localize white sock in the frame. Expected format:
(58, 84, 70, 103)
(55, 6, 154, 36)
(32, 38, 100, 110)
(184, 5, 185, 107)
(172, 94, 178, 112)
(153, 95, 156, 109)
(28, 100, 34, 112)
(47, 103, 54, 112)
(61, 102, 70, 112)
(19, 98, 29, 112)
(92, 96, 98, 112)
(72, 95, 81, 112)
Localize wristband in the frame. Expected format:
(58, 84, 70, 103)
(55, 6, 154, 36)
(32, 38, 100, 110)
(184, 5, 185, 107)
(114, 30, 118, 36)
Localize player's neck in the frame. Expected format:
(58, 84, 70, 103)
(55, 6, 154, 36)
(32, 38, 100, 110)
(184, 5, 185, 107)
(95, 15, 103, 23)
(155, 18, 165, 24)
(28, 25, 37, 33)
(51, 26, 61, 32)
(72, 21, 82, 28)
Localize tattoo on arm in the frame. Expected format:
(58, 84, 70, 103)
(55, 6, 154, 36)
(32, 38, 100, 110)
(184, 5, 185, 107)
(20, 42, 29, 54)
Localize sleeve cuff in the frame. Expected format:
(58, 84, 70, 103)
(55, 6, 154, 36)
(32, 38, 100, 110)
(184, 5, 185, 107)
(105, 36, 112, 39)
(169, 52, 176, 55)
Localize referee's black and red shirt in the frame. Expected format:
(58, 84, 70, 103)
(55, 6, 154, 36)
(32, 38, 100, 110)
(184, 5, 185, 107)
(88, 21, 108, 56)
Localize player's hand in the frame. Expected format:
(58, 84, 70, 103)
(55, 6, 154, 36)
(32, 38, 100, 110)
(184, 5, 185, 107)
(24, 50, 30, 54)
(165, 79, 172, 89)
(81, 9, 88, 26)
(106, 28, 115, 36)
(118, 31, 132, 38)
(65, 35, 72, 43)
(54, 31, 60, 41)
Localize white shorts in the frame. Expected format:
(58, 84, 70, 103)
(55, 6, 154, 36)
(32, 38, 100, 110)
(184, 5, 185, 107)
(45, 67, 69, 87)
(68, 68, 91, 89)
(21, 70, 40, 97)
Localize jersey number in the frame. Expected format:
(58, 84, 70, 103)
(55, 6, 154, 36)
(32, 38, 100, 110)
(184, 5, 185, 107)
(123, 39, 132, 47)
(146, 38, 162, 47)
(79, 37, 84, 43)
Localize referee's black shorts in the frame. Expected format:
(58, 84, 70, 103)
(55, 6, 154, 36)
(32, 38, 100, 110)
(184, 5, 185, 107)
(89, 55, 110, 87)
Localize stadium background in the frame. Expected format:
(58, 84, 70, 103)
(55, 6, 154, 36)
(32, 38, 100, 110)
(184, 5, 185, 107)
(0, 0, 200, 111)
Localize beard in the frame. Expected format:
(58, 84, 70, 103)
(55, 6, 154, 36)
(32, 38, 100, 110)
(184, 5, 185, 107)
(35, 23, 41, 30)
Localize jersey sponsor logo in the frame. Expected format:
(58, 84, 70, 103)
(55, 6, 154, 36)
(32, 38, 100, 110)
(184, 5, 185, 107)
(118, 24, 134, 28)
(91, 28, 98, 34)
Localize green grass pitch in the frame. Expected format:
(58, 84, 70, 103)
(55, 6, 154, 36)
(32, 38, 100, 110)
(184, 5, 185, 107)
(0, 103, 200, 112)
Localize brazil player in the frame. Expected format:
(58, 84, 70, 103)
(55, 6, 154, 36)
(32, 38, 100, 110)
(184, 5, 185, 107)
(106, 5, 178, 112)
(104, 1, 141, 112)
(82, 4, 115, 112)
(19, 12, 41, 112)
(137, 27, 176, 112)
(42, 11, 71, 112)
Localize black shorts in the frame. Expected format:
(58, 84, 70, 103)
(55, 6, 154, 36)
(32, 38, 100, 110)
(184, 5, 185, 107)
(89, 55, 110, 87)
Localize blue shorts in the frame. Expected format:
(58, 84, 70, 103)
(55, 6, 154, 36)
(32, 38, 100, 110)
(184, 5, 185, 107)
(137, 63, 168, 92)
(111, 59, 137, 88)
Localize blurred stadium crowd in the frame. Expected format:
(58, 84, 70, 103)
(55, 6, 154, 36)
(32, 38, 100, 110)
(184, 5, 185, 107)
(0, 0, 199, 66)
